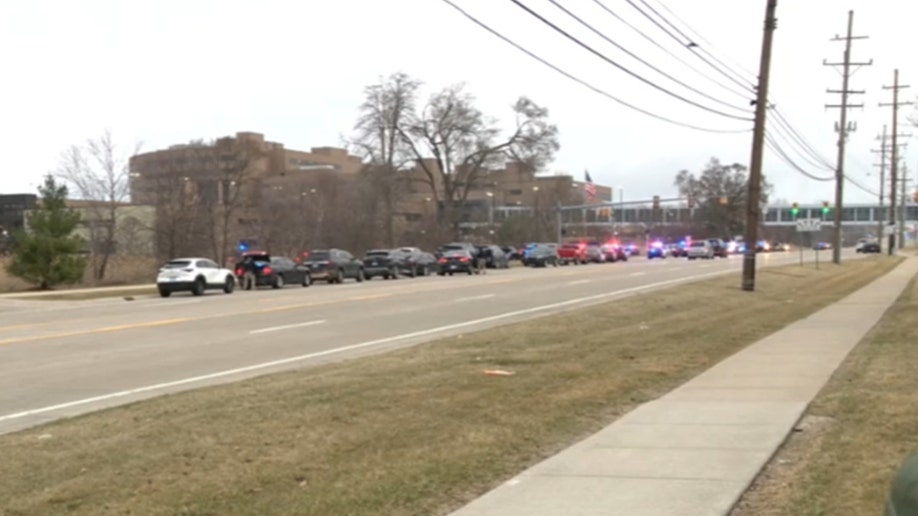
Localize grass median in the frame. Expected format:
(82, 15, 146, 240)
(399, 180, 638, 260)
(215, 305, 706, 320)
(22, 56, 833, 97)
(732, 261, 918, 516)
(0, 256, 902, 515)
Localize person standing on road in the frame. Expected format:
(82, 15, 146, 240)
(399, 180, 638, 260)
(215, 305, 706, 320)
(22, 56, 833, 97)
(241, 255, 257, 290)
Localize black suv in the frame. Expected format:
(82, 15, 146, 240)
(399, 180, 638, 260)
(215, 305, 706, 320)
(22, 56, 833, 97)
(363, 249, 401, 280)
(301, 249, 365, 284)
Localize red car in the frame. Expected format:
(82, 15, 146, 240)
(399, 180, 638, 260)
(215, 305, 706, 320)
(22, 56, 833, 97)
(557, 242, 588, 265)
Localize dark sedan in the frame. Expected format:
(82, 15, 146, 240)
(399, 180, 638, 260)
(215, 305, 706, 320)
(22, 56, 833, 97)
(234, 252, 311, 289)
(524, 244, 559, 267)
(363, 249, 401, 280)
(436, 250, 475, 275)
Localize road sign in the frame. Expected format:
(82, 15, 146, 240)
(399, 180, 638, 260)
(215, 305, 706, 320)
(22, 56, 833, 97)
(795, 218, 822, 232)
(883, 224, 897, 236)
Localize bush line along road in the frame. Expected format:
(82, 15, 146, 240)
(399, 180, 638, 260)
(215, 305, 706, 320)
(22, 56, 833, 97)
(0, 250, 839, 436)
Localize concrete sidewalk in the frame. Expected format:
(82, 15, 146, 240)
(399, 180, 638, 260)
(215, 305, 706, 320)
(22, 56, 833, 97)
(451, 257, 918, 516)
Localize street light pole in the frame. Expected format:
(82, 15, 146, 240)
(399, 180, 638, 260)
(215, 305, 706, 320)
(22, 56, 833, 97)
(741, 0, 778, 292)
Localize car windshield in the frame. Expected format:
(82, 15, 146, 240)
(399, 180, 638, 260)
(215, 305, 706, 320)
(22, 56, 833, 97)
(365, 251, 389, 257)
(691, 242, 706, 247)
(444, 250, 469, 258)
(162, 260, 191, 269)
(306, 251, 330, 261)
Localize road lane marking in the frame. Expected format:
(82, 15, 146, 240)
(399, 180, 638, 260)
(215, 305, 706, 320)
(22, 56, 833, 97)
(0, 268, 740, 425)
(630, 272, 646, 277)
(256, 293, 395, 314)
(454, 294, 496, 303)
(667, 267, 683, 271)
(249, 320, 326, 335)
(568, 279, 590, 285)
(0, 318, 192, 346)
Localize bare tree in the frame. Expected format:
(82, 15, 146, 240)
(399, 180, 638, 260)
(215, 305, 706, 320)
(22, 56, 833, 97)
(398, 84, 560, 233)
(351, 72, 420, 247)
(674, 158, 773, 237)
(147, 173, 203, 260)
(56, 131, 141, 280)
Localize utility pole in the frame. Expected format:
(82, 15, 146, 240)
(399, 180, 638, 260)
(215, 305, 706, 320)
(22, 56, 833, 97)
(879, 69, 913, 254)
(741, 0, 778, 293)
(870, 125, 888, 249)
(824, 10, 871, 264)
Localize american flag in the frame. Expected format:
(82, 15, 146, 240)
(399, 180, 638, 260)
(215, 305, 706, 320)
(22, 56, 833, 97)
(584, 170, 597, 200)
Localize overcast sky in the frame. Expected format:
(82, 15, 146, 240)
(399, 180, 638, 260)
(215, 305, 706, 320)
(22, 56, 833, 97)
(1, 0, 915, 205)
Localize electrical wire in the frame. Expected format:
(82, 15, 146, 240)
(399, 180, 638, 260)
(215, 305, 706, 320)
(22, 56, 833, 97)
(770, 107, 836, 170)
(544, 0, 753, 115)
(844, 174, 880, 197)
(766, 118, 835, 172)
(508, 0, 754, 122)
(621, 0, 755, 94)
(764, 131, 835, 182)
(649, 0, 760, 83)
(439, 0, 751, 133)
(589, 0, 752, 103)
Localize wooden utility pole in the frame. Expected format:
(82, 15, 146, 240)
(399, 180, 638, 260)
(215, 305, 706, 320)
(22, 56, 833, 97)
(741, 0, 778, 292)
(879, 69, 913, 254)
(871, 126, 888, 250)
(824, 10, 871, 264)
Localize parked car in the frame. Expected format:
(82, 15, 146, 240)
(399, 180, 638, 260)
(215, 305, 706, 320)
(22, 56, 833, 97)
(235, 251, 312, 289)
(523, 244, 559, 267)
(667, 243, 684, 258)
(391, 247, 438, 277)
(477, 244, 510, 269)
(687, 240, 714, 260)
(585, 243, 606, 263)
(362, 249, 401, 280)
(647, 241, 669, 259)
(157, 257, 236, 297)
(861, 240, 881, 253)
(558, 242, 588, 265)
(437, 249, 475, 275)
(301, 249, 365, 283)
(707, 238, 728, 258)
(600, 243, 626, 262)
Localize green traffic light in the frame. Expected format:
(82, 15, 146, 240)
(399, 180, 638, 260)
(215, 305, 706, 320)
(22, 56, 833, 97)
(822, 207, 830, 214)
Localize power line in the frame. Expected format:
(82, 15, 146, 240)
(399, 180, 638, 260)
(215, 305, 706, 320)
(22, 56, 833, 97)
(439, 0, 750, 133)
(769, 108, 835, 170)
(764, 131, 835, 182)
(509, 0, 754, 121)
(549, 0, 753, 113)
(766, 117, 835, 172)
(588, 0, 753, 102)
(650, 0, 760, 83)
(621, 0, 755, 94)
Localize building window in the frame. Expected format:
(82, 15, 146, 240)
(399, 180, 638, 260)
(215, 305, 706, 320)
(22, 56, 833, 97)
(508, 189, 523, 196)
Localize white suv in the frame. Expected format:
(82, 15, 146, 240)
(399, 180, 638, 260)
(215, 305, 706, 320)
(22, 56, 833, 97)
(156, 257, 237, 297)
(686, 241, 714, 260)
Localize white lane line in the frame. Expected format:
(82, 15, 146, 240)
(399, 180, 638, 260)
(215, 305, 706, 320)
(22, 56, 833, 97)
(667, 267, 683, 271)
(0, 268, 739, 425)
(249, 320, 326, 335)
(568, 279, 590, 285)
(630, 272, 646, 277)
(455, 294, 496, 303)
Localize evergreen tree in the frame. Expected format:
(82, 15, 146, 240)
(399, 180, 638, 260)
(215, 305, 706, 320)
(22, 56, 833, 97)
(6, 175, 87, 289)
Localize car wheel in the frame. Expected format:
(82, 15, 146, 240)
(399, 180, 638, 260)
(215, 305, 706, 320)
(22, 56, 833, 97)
(356, 269, 365, 282)
(273, 275, 285, 289)
(191, 277, 205, 296)
(382, 273, 389, 280)
(158, 288, 171, 298)
(336, 269, 345, 284)
(223, 276, 235, 294)
(302, 273, 311, 287)
(421, 266, 428, 276)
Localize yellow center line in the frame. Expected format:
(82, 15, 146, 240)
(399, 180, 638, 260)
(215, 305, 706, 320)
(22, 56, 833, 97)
(0, 318, 192, 346)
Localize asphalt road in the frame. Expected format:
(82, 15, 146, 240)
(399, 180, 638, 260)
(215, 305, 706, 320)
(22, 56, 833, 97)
(0, 250, 850, 435)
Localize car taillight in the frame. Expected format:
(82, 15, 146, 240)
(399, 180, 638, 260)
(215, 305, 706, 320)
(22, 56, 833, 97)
(235, 268, 243, 276)
(438, 258, 447, 264)
(262, 266, 273, 274)
(460, 257, 469, 263)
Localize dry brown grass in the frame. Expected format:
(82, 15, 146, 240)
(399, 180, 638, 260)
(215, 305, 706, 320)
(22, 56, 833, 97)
(731, 264, 918, 516)
(0, 256, 902, 516)
(0, 256, 157, 293)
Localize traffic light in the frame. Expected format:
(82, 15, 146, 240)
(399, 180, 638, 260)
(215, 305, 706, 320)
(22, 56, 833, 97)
(822, 201, 830, 215)
(652, 195, 660, 210)
(791, 202, 799, 217)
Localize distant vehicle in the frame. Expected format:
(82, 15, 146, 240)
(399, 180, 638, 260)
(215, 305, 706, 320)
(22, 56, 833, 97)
(707, 238, 728, 258)
(157, 257, 236, 297)
(860, 241, 881, 253)
(584, 243, 605, 263)
(437, 249, 475, 275)
(477, 244, 510, 269)
(301, 249, 365, 284)
(600, 242, 627, 262)
(646, 241, 669, 259)
(666, 243, 684, 258)
(235, 251, 312, 289)
(813, 242, 832, 251)
(855, 238, 870, 253)
(391, 247, 438, 277)
(687, 240, 714, 260)
(363, 249, 402, 280)
(523, 244, 559, 267)
(557, 242, 588, 265)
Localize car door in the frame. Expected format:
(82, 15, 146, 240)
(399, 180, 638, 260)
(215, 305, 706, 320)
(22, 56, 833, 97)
(281, 257, 304, 283)
(196, 259, 219, 285)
